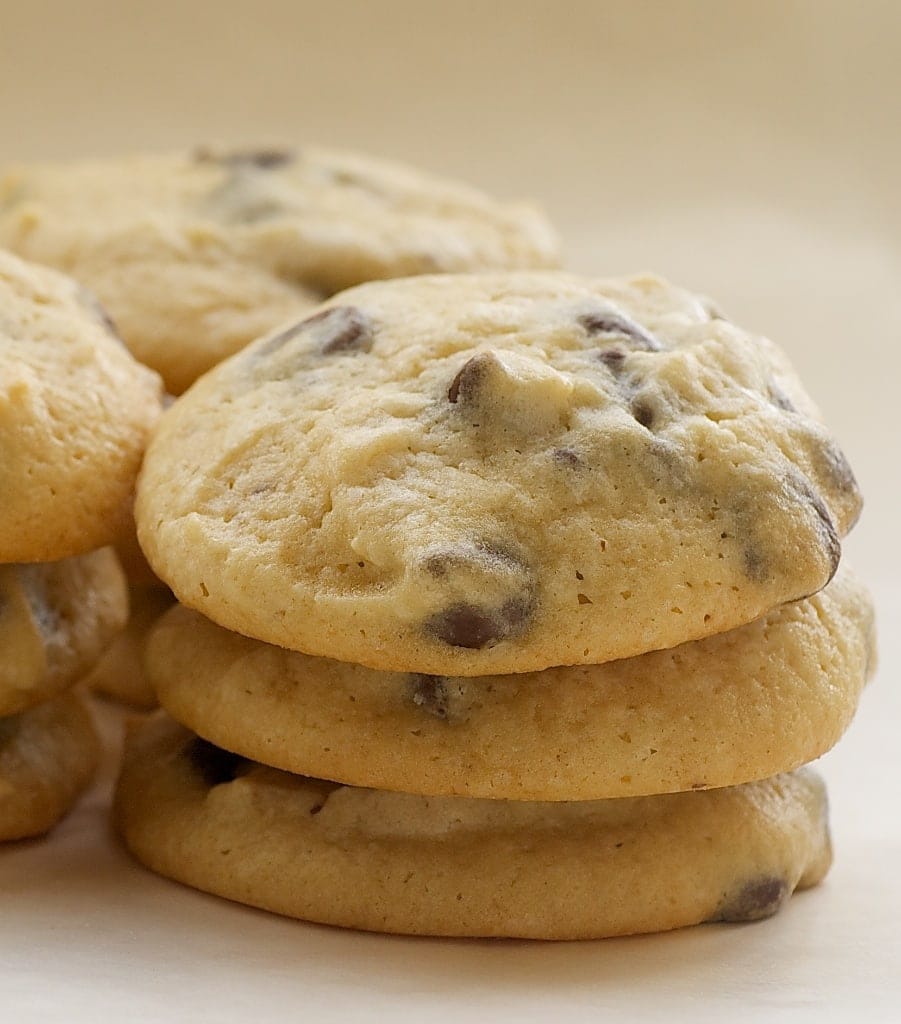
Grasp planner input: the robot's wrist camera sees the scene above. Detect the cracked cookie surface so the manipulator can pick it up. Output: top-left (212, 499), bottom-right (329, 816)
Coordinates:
top-left (136, 272), bottom-right (862, 675)
top-left (115, 714), bottom-right (832, 938)
top-left (0, 148), bottom-right (559, 393)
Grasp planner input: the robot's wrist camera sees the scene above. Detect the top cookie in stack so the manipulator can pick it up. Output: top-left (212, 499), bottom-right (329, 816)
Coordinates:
top-left (136, 272), bottom-right (860, 676)
top-left (0, 148), bottom-right (560, 394)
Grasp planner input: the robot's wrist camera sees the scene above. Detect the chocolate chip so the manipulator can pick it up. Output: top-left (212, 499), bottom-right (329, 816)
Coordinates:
top-left (809, 491), bottom-right (841, 583)
top-left (711, 877), bottom-right (789, 923)
top-left (578, 310), bottom-right (661, 351)
top-left (410, 675), bottom-right (450, 719)
top-left (315, 306), bottom-right (373, 355)
top-left (185, 737), bottom-right (246, 788)
top-left (256, 306), bottom-right (373, 359)
top-left (552, 447), bottom-right (582, 467)
top-left (426, 596), bottom-right (532, 649)
top-left (789, 474), bottom-right (841, 584)
top-left (77, 286), bottom-right (126, 347)
top-left (630, 397), bottom-right (655, 429)
top-left (195, 146), bottom-right (295, 170)
top-left (447, 353), bottom-right (493, 404)
top-left (421, 541), bottom-right (522, 579)
top-left (598, 347), bottom-right (628, 371)
top-left (767, 379), bottom-right (797, 413)
top-left (743, 546), bottom-right (769, 583)
top-left (816, 440), bottom-right (859, 498)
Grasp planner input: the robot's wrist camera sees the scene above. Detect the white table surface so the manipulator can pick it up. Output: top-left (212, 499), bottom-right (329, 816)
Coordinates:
top-left (2, 2), bottom-right (899, 1019)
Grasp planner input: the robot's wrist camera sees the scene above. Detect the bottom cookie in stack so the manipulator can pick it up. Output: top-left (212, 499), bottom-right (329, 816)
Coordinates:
top-left (117, 716), bottom-right (831, 939)
top-left (114, 568), bottom-right (875, 938)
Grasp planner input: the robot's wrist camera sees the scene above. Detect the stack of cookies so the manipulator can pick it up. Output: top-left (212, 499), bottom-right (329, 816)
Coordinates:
top-left (118, 271), bottom-right (874, 938)
top-left (0, 251), bottom-right (162, 841)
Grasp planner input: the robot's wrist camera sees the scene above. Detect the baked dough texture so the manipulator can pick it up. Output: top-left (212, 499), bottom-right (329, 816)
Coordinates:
top-left (0, 250), bottom-right (163, 562)
top-left (0, 148), bottom-right (560, 393)
top-left (1, 693), bottom-right (99, 841)
top-left (115, 714), bottom-right (832, 939)
top-left (137, 272), bottom-right (861, 675)
top-left (146, 567), bottom-right (874, 800)
top-left (0, 549), bottom-right (128, 715)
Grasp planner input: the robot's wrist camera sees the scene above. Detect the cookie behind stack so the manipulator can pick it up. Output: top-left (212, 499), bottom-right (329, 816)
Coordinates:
top-left (0, 147), bottom-right (560, 394)
top-left (120, 271), bottom-right (873, 937)
top-left (0, 251), bottom-right (163, 840)
top-left (2, 146), bottom-right (562, 708)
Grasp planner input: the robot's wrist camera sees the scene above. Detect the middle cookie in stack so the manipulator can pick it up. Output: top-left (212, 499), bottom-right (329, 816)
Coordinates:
top-left (121, 271), bottom-right (871, 938)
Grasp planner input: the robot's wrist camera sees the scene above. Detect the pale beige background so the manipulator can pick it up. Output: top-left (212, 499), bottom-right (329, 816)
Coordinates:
top-left (1, 3), bottom-right (899, 1021)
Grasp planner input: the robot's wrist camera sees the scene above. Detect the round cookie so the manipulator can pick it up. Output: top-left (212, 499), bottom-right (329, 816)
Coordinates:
top-left (1, 693), bottom-right (99, 841)
top-left (0, 550), bottom-right (129, 716)
top-left (137, 272), bottom-right (862, 675)
top-left (115, 715), bottom-right (832, 939)
top-left (0, 251), bottom-right (163, 562)
top-left (87, 585), bottom-right (174, 708)
top-left (0, 148), bottom-right (560, 394)
top-left (148, 567), bottom-right (874, 800)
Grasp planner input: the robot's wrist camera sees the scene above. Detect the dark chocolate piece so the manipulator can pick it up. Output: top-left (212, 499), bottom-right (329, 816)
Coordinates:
top-left (578, 310), bottom-right (661, 351)
top-left (410, 675), bottom-right (450, 719)
top-left (712, 876), bottom-right (789, 923)
top-left (426, 596), bottom-right (532, 649)
top-left (185, 737), bottom-right (245, 788)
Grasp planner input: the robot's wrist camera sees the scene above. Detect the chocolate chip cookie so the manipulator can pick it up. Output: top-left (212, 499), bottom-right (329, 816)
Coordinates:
top-left (137, 272), bottom-right (861, 675)
top-left (115, 714), bottom-right (832, 938)
top-left (0, 251), bottom-right (163, 562)
top-left (0, 148), bottom-right (560, 393)
top-left (145, 567), bottom-right (874, 799)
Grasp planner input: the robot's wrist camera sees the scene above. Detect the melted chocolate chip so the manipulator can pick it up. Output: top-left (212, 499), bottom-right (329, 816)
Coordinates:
top-left (421, 541), bottom-right (521, 579)
top-left (77, 286), bottom-right (126, 347)
top-left (816, 440), bottom-right (859, 498)
top-left (578, 311), bottom-right (661, 351)
top-left (809, 491), bottom-right (842, 583)
top-left (552, 447), bottom-right (582, 467)
top-left (711, 876), bottom-right (789, 923)
top-left (185, 737), bottom-right (246, 788)
top-left (410, 675), bottom-right (450, 719)
top-left (630, 397), bottom-right (655, 429)
top-left (743, 546), bottom-right (769, 583)
top-left (598, 347), bottom-right (628, 371)
top-left (447, 353), bottom-right (492, 404)
top-left (426, 596), bottom-right (532, 649)
top-left (315, 306), bottom-right (373, 354)
top-left (195, 147), bottom-right (295, 170)
top-left (256, 306), bottom-right (373, 359)
top-left (767, 379), bottom-right (797, 413)
top-left (790, 474), bottom-right (841, 583)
